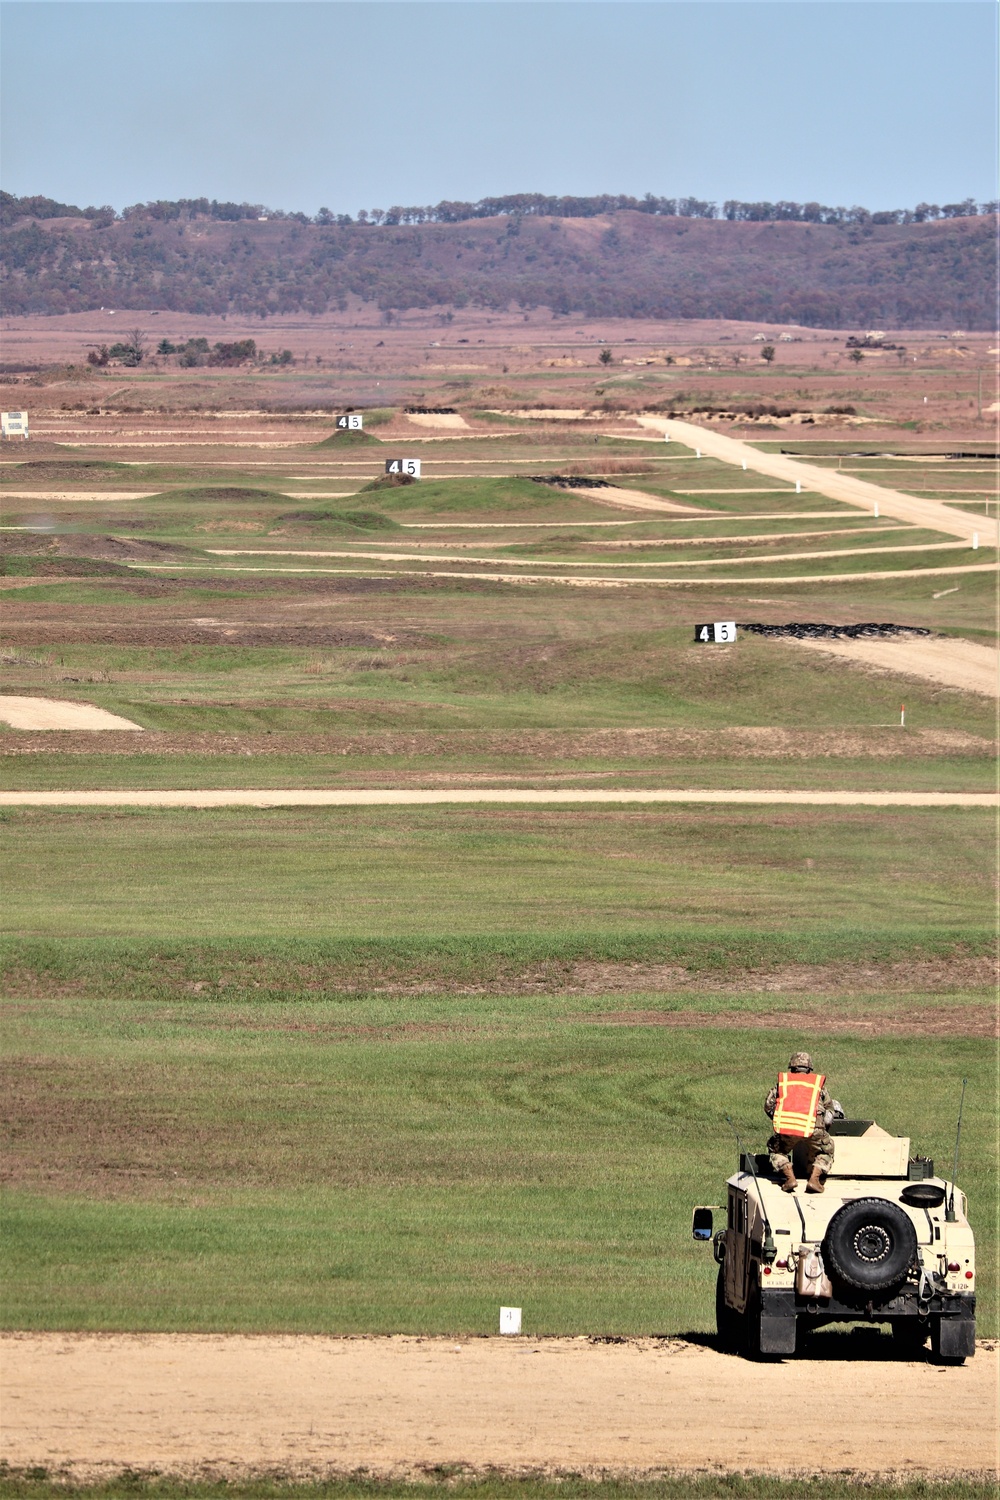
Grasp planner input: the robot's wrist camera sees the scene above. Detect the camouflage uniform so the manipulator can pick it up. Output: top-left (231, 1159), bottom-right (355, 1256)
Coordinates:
top-left (765, 1052), bottom-right (835, 1174)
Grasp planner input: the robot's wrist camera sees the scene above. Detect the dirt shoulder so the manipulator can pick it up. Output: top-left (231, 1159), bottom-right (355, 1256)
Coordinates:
top-left (2, 1333), bottom-right (996, 1480)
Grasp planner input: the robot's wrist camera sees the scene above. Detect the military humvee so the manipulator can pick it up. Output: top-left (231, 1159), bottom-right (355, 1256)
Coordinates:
top-left (692, 1120), bottom-right (976, 1361)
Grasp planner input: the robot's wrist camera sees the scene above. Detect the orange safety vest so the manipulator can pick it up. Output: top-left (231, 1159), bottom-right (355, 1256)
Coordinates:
top-left (772, 1072), bottom-right (825, 1138)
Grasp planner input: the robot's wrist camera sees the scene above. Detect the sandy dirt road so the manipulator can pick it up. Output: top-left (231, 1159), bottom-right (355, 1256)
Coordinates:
top-left (793, 635), bottom-right (998, 697)
top-left (135, 561), bottom-right (997, 588)
top-left (0, 696), bottom-right (143, 731)
top-left (636, 417), bottom-right (999, 546)
top-left (1, 789), bottom-right (994, 808)
top-left (2, 1334), bottom-right (996, 1480)
top-left (206, 540), bottom-right (974, 569)
top-left (1, 491), bottom-right (160, 502)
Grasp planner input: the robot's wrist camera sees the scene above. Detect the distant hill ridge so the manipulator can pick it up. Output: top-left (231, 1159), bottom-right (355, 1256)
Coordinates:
top-left (2, 191), bottom-right (996, 327)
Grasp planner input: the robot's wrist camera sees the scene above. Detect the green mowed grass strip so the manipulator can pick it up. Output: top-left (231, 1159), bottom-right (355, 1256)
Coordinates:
top-left (1, 805), bottom-right (991, 941)
top-left (2, 1478), bottom-right (996, 1500)
top-left (1, 1001), bottom-right (994, 1335)
top-left (1, 755), bottom-right (995, 794)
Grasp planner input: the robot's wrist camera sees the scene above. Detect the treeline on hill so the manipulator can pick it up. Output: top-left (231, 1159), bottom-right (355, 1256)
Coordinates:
top-left (2, 191), bottom-right (997, 327)
top-left (4, 190), bottom-right (994, 228)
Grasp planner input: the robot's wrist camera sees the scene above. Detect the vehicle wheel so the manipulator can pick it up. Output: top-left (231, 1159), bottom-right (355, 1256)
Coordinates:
top-left (823, 1197), bottom-right (917, 1293)
top-left (715, 1265), bottom-right (742, 1353)
top-left (891, 1320), bottom-right (929, 1357)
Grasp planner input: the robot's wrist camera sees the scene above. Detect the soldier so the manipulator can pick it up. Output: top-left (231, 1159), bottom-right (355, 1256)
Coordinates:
top-left (765, 1051), bottom-right (839, 1194)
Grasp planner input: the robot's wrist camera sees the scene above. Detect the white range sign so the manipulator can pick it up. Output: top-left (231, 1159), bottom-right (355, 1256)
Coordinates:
top-left (1, 411), bottom-right (29, 438)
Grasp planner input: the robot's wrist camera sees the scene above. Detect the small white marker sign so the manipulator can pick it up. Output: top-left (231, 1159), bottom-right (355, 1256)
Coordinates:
top-left (499, 1306), bottom-right (522, 1335)
top-left (386, 458), bottom-right (421, 479)
top-left (1, 411), bottom-right (29, 438)
top-left (336, 413), bottom-right (364, 430)
top-left (694, 622), bottom-right (737, 644)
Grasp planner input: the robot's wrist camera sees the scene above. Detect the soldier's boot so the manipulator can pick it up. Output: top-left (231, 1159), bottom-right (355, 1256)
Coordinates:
top-left (806, 1165), bottom-right (826, 1194)
top-left (779, 1164), bottom-right (798, 1193)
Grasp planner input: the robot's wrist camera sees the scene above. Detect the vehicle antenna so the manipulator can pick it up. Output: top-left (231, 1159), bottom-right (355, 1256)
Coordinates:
top-left (946, 1078), bottom-right (968, 1223)
top-left (724, 1114), bottom-right (776, 1263)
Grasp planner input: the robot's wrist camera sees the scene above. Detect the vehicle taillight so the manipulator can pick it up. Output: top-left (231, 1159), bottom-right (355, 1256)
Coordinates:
top-left (775, 1259), bottom-right (788, 1269)
top-left (762, 1265), bottom-right (772, 1275)
top-left (965, 1270), bottom-right (974, 1279)
top-left (947, 1262), bottom-right (961, 1272)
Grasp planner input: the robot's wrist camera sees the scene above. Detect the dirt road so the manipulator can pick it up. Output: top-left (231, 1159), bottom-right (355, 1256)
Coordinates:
top-left (2, 1334), bottom-right (995, 1480)
top-left (135, 562), bottom-right (996, 587)
top-left (0, 696), bottom-right (143, 731)
top-left (636, 417), bottom-right (999, 546)
top-left (207, 540), bottom-right (975, 570)
top-left (0, 789), bottom-right (994, 808)
top-left (793, 635), bottom-right (998, 697)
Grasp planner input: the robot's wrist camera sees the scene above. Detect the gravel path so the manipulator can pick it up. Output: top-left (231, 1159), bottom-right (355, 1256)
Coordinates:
top-left (2, 1333), bottom-right (995, 1480)
top-left (636, 417), bottom-right (999, 546)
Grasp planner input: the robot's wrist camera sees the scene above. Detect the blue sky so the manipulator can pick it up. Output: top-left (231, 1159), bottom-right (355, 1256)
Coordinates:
top-left (1, 3), bottom-right (994, 214)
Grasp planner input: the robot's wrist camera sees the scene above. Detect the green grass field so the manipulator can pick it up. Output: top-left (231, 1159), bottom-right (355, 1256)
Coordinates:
top-left (2, 805), bottom-right (992, 942)
top-left (2, 409), bottom-right (997, 1396)
top-left (2, 990), bottom-right (994, 1336)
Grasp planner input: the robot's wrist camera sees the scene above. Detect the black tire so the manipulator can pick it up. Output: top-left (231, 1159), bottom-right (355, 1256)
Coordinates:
top-left (823, 1197), bottom-right (917, 1292)
top-left (715, 1266), bottom-right (742, 1353)
top-left (900, 1183), bottom-right (946, 1209)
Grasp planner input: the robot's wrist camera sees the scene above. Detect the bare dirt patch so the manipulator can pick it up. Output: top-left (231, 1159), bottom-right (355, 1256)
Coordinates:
top-left (571, 484), bottom-right (701, 514)
top-left (567, 954), bottom-right (997, 997)
top-left (581, 1005), bottom-right (997, 1039)
top-left (2, 1333), bottom-right (996, 1480)
top-left (792, 635), bottom-right (998, 697)
top-left (0, 697), bottom-right (143, 731)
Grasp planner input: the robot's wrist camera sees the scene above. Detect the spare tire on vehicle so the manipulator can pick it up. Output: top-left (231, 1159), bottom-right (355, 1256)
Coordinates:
top-left (823, 1197), bottom-right (917, 1292)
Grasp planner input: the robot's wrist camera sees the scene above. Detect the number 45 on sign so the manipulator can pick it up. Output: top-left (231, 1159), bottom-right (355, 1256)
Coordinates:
top-left (694, 622), bottom-right (737, 644)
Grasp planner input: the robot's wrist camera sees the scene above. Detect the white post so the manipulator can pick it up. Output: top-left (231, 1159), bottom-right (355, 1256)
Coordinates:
top-left (973, 532), bottom-right (979, 549)
top-left (874, 503), bottom-right (879, 518)
top-left (664, 432), bottom-right (670, 443)
top-left (900, 704), bottom-right (905, 728)
top-left (795, 480), bottom-right (801, 494)
top-left (696, 448), bottom-right (701, 459)
top-left (742, 460), bottom-right (747, 471)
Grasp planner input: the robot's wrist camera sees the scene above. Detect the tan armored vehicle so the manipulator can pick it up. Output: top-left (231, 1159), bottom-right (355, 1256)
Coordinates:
top-left (693, 1119), bottom-right (976, 1361)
